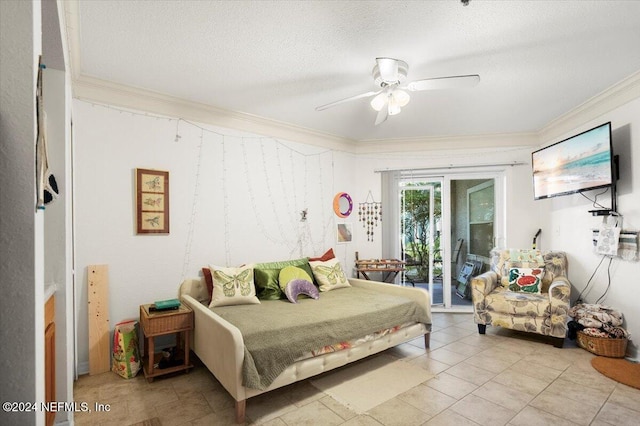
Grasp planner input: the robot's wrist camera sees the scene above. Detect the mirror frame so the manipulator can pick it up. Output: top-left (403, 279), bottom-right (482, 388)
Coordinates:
top-left (333, 192), bottom-right (353, 218)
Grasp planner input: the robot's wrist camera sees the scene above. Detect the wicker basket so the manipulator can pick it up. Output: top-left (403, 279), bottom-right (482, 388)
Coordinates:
top-left (576, 331), bottom-right (628, 358)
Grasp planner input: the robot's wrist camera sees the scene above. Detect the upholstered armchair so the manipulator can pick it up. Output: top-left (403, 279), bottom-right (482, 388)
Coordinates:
top-left (471, 249), bottom-right (571, 348)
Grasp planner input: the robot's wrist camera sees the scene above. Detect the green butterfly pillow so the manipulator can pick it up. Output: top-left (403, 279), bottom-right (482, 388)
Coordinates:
top-left (309, 257), bottom-right (351, 292)
top-left (209, 264), bottom-right (261, 307)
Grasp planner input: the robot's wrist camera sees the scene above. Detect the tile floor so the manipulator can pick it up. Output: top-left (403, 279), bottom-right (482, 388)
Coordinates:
top-left (74, 313), bottom-right (640, 425)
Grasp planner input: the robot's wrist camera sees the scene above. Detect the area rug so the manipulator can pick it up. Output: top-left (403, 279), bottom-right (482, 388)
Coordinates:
top-left (310, 354), bottom-right (433, 413)
top-left (591, 357), bottom-right (640, 389)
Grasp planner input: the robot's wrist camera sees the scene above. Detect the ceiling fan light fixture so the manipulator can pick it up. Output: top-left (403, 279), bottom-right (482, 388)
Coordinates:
top-left (391, 89), bottom-right (410, 107)
top-left (370, 92), bottom-right (388, 111)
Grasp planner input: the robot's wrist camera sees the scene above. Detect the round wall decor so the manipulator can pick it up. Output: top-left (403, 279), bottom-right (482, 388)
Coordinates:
top-left (333, 192), bottom-right (353, 218)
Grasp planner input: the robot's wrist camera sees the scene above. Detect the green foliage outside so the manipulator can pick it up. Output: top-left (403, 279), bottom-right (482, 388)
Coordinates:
top-left (402, 183), bottom-right (442, 281)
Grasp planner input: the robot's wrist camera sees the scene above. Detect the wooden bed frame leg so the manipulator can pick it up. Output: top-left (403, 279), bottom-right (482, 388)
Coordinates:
top-left (235, 399), bottom-right (246, 424)
top-left (424, 333), bottom-right (430, 349)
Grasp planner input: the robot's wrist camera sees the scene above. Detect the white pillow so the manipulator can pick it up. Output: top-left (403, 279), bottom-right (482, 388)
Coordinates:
top-left (309, 257), bottom-right (350, 292)
top-left (208, 264), bottom-right (260, 307)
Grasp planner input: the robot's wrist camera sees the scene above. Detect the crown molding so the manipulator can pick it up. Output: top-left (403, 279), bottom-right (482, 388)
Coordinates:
top-left (73, 75), bottom-right (357, 152)
top-left (355, 132), bottom-right (539, 154)
top-left (539, 70), bottom-right (640, 143)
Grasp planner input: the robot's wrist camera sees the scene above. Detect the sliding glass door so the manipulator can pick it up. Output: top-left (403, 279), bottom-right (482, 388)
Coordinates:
top-left (390, 171), bottom-right (504, 311)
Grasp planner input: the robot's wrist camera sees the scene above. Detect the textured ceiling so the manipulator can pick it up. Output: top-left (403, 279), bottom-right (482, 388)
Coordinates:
top-left (74, 0), bottom-right (640, 141)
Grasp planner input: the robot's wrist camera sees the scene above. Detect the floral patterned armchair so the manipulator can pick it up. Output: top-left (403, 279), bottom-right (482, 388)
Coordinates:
top-left (471, 249), bottom-right (571, 348)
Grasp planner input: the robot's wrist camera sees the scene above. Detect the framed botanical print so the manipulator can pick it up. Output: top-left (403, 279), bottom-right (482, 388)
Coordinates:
top-left (136, 168), bottom-right (169, 234)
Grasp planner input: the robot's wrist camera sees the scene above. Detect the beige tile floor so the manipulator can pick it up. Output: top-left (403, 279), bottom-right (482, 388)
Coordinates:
top-left (74, 313), bottom-right (640, 426)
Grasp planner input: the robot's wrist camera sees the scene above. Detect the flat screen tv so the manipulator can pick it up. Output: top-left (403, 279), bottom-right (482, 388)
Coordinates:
top-left (532, 122), bottom-right (613, 200)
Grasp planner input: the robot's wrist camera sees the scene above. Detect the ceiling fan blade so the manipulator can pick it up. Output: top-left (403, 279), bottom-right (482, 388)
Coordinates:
top-left (376, 57), bottom-right (399, 83)
top-left (374, 102), bottom-right (389, 126)
top-left (406, 74), bottom-right (480, 92)
top-left (315, 90), bottom-right (382, 111)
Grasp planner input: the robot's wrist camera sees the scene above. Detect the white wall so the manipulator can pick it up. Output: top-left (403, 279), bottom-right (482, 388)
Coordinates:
top-left (541, 97), bottom-right (640, 360)
top-left (73, 101), bottom-right (356, 370)
top-left (0, 1), bottom-right (45, 425)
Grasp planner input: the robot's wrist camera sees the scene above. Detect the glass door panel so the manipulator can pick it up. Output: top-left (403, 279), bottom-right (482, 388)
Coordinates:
top-left (399, 180), bottom-right (442, 307)
top-left (450, 178), bottom-right (496, 308)
top-left (468, 181), bottom-right (495, 258)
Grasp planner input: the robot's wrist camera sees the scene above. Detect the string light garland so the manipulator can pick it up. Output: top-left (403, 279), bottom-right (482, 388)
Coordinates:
top-left (359, 191), bottom-right (382, 242)
top-left (81, 101), bottom-right (345, 270)
top-left (221, 136), bottom-right (233, 265)
top-left (180, 128), bottom-right (205, 280)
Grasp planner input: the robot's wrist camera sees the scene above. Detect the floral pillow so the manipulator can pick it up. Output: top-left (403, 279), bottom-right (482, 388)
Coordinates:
top-left (508, 267), bottom-right (544, 294)
top-left (209, 264), bottom-right (260, 307)
top-left (309, 257), bottom-right (350, 292)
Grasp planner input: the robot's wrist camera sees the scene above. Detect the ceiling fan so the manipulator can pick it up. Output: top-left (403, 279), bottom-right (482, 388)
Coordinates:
top-left (316, 57), bottom-right (480, 125)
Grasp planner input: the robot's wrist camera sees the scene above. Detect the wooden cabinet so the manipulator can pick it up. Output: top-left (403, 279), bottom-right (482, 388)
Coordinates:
top-left (45, 296), bottom-right (55, 426)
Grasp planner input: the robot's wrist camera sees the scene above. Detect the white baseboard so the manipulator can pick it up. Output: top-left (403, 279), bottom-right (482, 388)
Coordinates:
top-left (76, 361), bottom-right (89, 376)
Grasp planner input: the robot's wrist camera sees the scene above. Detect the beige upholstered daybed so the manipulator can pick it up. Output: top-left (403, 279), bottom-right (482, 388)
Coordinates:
top-left (180, 276), bottom-right (431, 423)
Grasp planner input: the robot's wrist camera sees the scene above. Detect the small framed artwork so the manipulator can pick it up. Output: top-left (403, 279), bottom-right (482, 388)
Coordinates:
top-left (336, 223), bottom-right (353, 244)
top-left (136, 168), bottom-right (169, 234)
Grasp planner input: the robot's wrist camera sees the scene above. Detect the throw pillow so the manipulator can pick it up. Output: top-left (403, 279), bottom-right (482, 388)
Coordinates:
top-left (508, 267), bottom-right (544, 293)
top-left (309, 257), bottom-right (350, 292)
top-left (308, 248), bottom-right (336, 262)
top-left (284, 279), bottom-right (319, 304)
top-left (254, 257), bottom-right (316, 298)
top-left (202, 267), bottom-right (214, 304)
top-left (209, 264), bottom-right (260, 307)
top-left (509, 249), bottom-right (543, 264)
top-left (253, 268), bottom-right (282, 300)
top-left (279, 266), bottom-right (318, 303)
top-left (278, 265), bottom-right (313, 291)
top-left (498, 249), bottom-right (544, 287)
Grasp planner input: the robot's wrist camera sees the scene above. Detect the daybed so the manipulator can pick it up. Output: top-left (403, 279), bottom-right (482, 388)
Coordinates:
top-left (179, 276), bottom-right (431, 424)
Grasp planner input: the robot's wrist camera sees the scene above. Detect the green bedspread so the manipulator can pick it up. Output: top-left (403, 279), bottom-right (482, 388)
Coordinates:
top-left (211, 286), bottom-right (431, 390)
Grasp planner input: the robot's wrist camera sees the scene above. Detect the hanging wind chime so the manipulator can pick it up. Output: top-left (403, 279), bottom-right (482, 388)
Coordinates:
top-left (358, 191), bottom-right (382, 242)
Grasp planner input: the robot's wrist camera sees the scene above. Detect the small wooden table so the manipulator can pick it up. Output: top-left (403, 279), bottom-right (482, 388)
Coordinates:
top-left (139, 303), bottom-right (194, 382)
top-left (355, 259), bottom-right (406, 283)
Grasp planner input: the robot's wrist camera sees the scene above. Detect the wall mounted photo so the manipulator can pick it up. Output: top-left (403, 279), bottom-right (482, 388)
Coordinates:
top-left (336, 223), bottom-right (353, 243)
top-left (135, 168), bottom-right (169, 234)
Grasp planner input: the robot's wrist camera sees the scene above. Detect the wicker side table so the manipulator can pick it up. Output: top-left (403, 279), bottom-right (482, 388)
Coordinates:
top-left (139, 303), bottom-right (194, 382)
